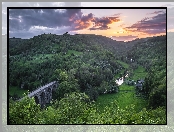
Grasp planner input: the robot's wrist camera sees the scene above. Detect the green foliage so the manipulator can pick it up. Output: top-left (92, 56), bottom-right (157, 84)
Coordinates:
top-left (132, 66), bottom-right (147, 80)
top-left (9, 86), bottom-right (28, 98)
top-left (96, 84), bottom-right (148, 113)
top-left (9, 33), bottom-right (166, 124)
top-left (123, 35), bottom-right (166, 109)
top-left (117, 60), bottom-right (129, 69)
top-left (96, 101), bottom-right (166, 124)
top-left (66, 50), bottom-right (82, 56)
top-left (98, 81), bottom-right (110, 95)
top-left (9, 96), bottom-right (42, 124)
top-left (55, 92), bottom-right (90, 124)
top-left (9, 34), bottom-right (124, 100)
top-left (143, 59), bottom-right (166, 109)
top-left (9, 92), bottom-right (166, 124)
top-left (55, 69), bottom-right (68, 82)
top-left (48, 92), bottom-right (99, 124)
top-left (54, 80), bottom-right (79, 100)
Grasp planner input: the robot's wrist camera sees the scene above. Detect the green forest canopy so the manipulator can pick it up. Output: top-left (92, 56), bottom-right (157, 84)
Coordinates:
top-left (9, 33), bottom-right (166, 124)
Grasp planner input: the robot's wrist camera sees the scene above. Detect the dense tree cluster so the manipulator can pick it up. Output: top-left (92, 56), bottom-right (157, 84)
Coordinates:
top-left (9, 92), bottom-right (166, 124)
top-left (9, 34), bottom-right (126, 101)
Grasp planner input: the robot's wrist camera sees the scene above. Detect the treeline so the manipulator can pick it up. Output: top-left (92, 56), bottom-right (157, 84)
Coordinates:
top-left (9, 34), bottom-right (132, 56)
top-left (9, 92), bottom-right (166, 124)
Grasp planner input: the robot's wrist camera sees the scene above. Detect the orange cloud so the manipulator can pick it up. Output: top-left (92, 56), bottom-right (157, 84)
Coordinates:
top-left (90, 16), bottom-right (120, 30)
top-left (69, 12), bottom-right (121, 31)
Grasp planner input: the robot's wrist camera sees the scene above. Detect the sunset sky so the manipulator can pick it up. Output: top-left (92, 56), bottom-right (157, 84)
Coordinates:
top-left (2, 2), bottom-right (171, 42)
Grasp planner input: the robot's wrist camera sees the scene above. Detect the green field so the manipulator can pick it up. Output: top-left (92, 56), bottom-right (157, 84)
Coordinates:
top-left (119, 84), bottom-right (134, 91)
top-left (132, 66), bottom-right (147, 80)
top-left (95, 84), bottom-right (148, 113)
top-left (67, 50), bottom-right (83, 56)
top-left (115, 60), bottom-right (129, 78)
top-left (117, 60), bottom-right (129, 69)
top-left (9, 86), bottom-right (28, 98)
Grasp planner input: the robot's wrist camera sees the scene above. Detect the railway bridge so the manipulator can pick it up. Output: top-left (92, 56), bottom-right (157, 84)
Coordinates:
top-left (19, 81), bottom-right (58, 108)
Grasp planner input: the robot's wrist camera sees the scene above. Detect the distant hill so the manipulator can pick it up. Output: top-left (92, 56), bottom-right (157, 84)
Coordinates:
top-left (9, 33), bottom-right (168, 56)
top-left (9, 33), bottom-right (135, 56)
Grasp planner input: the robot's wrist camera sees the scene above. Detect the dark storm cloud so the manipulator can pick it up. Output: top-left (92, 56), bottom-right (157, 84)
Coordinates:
top-left (89, 16), bottom-right (120, 30)
top-left (81, 13), bottom-right (93, 21)
top-left (3, 2), bottom-right (81, 38)
top-left (9, 9), bottom-right (82, 31)
top-left (4, 2), bottom-right (81, 36)
top-left (125, 11), bottom-right (166, 35)
top-left (70, 13), bottom-right (94, 30)
top-left (70, 12), bottom-right (120, 30)
top-left (9, 8), bottom-right (121, 35)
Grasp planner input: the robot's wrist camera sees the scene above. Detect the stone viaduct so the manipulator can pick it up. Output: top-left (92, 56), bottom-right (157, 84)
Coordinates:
top-left (19, 81), bottom-right (58, 108)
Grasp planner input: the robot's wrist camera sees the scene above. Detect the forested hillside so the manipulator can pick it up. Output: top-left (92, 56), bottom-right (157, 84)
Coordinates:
top-left (123, 35), bottom-right (166, 109)
top-left (9, 33), bottom-right (166, 124)
top-left (9, 33), bottom-right (132, 100)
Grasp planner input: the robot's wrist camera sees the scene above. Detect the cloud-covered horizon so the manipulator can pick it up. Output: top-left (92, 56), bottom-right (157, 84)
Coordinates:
top-left (125, 11), bottom-right (166, 35)
top-left (9, 9), bottom-right (121, 38)
top-left (9, 8), bottom-right (166, 40)
top-left (2, 2), bottom-right (170, 41)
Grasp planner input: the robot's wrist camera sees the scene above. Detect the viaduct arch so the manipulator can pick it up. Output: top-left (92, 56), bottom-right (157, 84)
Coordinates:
top-left (19, 81), bottom-right (58, 108)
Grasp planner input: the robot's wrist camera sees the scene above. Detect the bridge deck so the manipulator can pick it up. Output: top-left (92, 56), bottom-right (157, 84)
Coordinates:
top-left (28, 81), bottom-right (57, 97)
